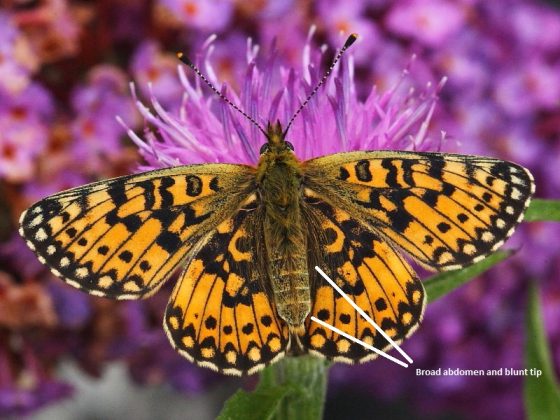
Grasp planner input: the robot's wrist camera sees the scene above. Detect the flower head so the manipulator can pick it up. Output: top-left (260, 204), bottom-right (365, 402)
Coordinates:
top-left (159, 0), bottom-right (234, 32)
top-left (0, 12), bottom-right (38, 95)
top-left (0, 83), bottom-right (52, 182)
top-left (124, 34), bottom-right (443, 170)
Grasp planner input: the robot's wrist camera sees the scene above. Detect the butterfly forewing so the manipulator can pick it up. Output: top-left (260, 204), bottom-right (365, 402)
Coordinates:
top-left (301, 196), bottom-right (425, 362)
top-left (164, 195), bottom-right (290, 375)
top-left (19, 164), bottom-right (255, 299)
top-left (303, 151), bottom-right (535, 271)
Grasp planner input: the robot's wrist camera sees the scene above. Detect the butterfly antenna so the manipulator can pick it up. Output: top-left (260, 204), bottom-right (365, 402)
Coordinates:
top-left (282, 33), bottom-right (358, 137)
top-left (177, 52), bottom-right (268, 137)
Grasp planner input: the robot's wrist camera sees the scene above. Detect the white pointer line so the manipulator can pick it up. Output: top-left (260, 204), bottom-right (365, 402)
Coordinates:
top-left (314, 266), bottom-right (413, 365)
top-left (310, 316), bottom-right (408, 368)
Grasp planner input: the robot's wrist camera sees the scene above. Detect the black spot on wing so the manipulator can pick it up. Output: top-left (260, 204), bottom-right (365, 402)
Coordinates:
top-left (139, 260), bottom-right (151, 272)
top-left (437, 222), bottom-right (451, 233)
top-left (156, 231), bottom-right (182, 253)
top-left (422, 189), bottom-right (439, 206)
top-left (490, 161), bottom-right (513, 181)
top-left (317, 309), bottom-right (330, 321)
top-left (108, 183), bottom-right (127, 206)
top-left (242, 323), bottom-right (254, 335)
top-left (152, 208), bottom-right (176, 228)
top-left (61, 211), bottom-right (70, 223)
top-left (355, 160), bottom-right (372, 182)
top-left (374, 298), bottom-right (387, 311)
top-left (428, 155), bottom-right (445, 179)
top-left (338, 167), bottom-right (350, 180)
top-left (118, 250), bottom-right (133, 263)
top-left (339, 313), bottom-right (351, 324)
top-left (381, 159), bottom-right (399, 187)
top-left (105, 210), bottom-right (143, 233)
top-left (159, 177), bottom-right (175, 207)
top-left (138, 180), bottom-right (155, 209)
top-left (401, 159), bottom-right (417, 186)
top-left (186, 175), bottom-right (203, 197)
top-left (205, 316), bottom-right (217, 329)
top-left (442, 183), bottom-right (455, 196)
top-left (388, 207), bottom-right (413, 233)
top-left (209, 177), bottom-right (220, 192)
top-left (122, 215), bottom-right (142, 232)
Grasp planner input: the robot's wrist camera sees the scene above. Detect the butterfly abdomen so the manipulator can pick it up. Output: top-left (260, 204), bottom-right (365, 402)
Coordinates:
top-left (258, 151), bottom-right (311, 329)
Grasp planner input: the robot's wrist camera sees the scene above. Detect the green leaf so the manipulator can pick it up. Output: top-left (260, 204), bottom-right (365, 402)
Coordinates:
top-left (525, 199), bottom-right (560, 222)
top-left (217, 384), bottom-right (297, 420)
top-left (424, 250), bottom-right (511, 303)
top-left (524, 283), bottom-right (560, 419)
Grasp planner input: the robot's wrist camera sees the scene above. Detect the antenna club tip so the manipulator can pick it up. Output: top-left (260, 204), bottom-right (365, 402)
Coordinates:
top-left (176, 51), bottom-right (192, 66)
top-left (345, 33), bottom-right (359, 48)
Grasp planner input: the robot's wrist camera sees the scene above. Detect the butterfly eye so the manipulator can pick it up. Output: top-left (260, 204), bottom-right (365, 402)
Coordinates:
top-left (285, 141), bottom-right (294, 151)
top-left (259, 143), bottom-right (270, 155)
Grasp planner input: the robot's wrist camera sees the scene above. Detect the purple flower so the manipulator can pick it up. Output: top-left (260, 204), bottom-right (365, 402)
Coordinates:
top-left (122, 34), bottom-right (443, 170)
top-left (239, 0), bottom-right (295, 20)
top-left (0, 12), bottom-right (38, 95)
top-left (0, 271), bottom-right (74, 417)
top-left (8, 0), bottom-right (80, 63)
top-left (497, 1), bottom-right (560, 52)
top-left (158, 0), bottom-right (233, 32)
top-left (317, 0), bottom-right (381, 64)
top-left (0, 83), bottom-right (52, 182)
top-left (130, 41), bottom-right (184, 108)
top-left (69, 65), bottom-right (140, 173)
top-left (385, 0), bottom-right (465, 47)
top-left (494, 59), bottom-right (560, 117)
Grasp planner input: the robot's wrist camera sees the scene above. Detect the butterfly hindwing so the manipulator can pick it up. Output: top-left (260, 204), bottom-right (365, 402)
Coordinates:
top-left (301, 195), bottom-right (425, 362)
top-left (164, 195), bottom-right (290, 375)
top-left (19, 164), bottom-right (255, 299)
top-left (304, 151), bottom-right (534, 270)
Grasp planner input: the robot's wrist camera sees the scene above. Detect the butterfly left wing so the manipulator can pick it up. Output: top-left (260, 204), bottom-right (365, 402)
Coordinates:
top-left (164, 195), bottom-right (290, 376)
top-left (300, 196), bottom-right (425, 362)
top-left (304, 151), bottom-right (534, 271)
top-left (19, 164), bottom-right (255, 299)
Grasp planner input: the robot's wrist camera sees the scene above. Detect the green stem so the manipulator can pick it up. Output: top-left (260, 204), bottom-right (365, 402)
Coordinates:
top-left (260, 356), bottom-right (330, 420)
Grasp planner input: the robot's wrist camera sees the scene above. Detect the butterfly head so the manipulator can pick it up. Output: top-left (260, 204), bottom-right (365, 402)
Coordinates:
top-left (259, 121), bottom-right (295, 155)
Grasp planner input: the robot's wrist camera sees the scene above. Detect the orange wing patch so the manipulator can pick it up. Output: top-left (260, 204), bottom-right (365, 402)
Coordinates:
top-left (301, 197), bottom-right (425, 363)
top-left (304, 151), bottom-right (534, 270)
top-left (164, 200), bottom-right (290, 376)
top-left (19, 164), bottom-right (254, 299)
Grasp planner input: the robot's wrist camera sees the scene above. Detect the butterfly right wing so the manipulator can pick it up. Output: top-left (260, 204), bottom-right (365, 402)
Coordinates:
top-left (164, 195), bottom-right (290, 375)
top-left (19, 164), bottom-right (255, 299)
top-left (301, 194), bottom-right (425, 363)
top-left (304, 151), bottom-right (534, 271)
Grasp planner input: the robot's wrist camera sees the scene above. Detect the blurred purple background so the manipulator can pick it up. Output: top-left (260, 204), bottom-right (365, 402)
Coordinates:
top-left (0, 1), bottom-right (559, 419)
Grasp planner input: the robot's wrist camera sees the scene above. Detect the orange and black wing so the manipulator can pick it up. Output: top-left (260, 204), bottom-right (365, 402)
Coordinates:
top-left (164, 195), bottom-right (290, 375)
top-left (304, 151), bottom-right (534, 270)
top-left (19, 164), bottom-right (254, 299)
top-left (300, 196), bottom-right (425, 362)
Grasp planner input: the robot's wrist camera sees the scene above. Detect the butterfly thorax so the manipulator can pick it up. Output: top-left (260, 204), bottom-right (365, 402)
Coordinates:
top-left (256, 123), bottom-right (310, 331)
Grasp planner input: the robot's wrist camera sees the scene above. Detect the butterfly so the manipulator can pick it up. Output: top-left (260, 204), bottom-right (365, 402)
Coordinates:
top-left (18, 35), bottom-right (535, 376)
